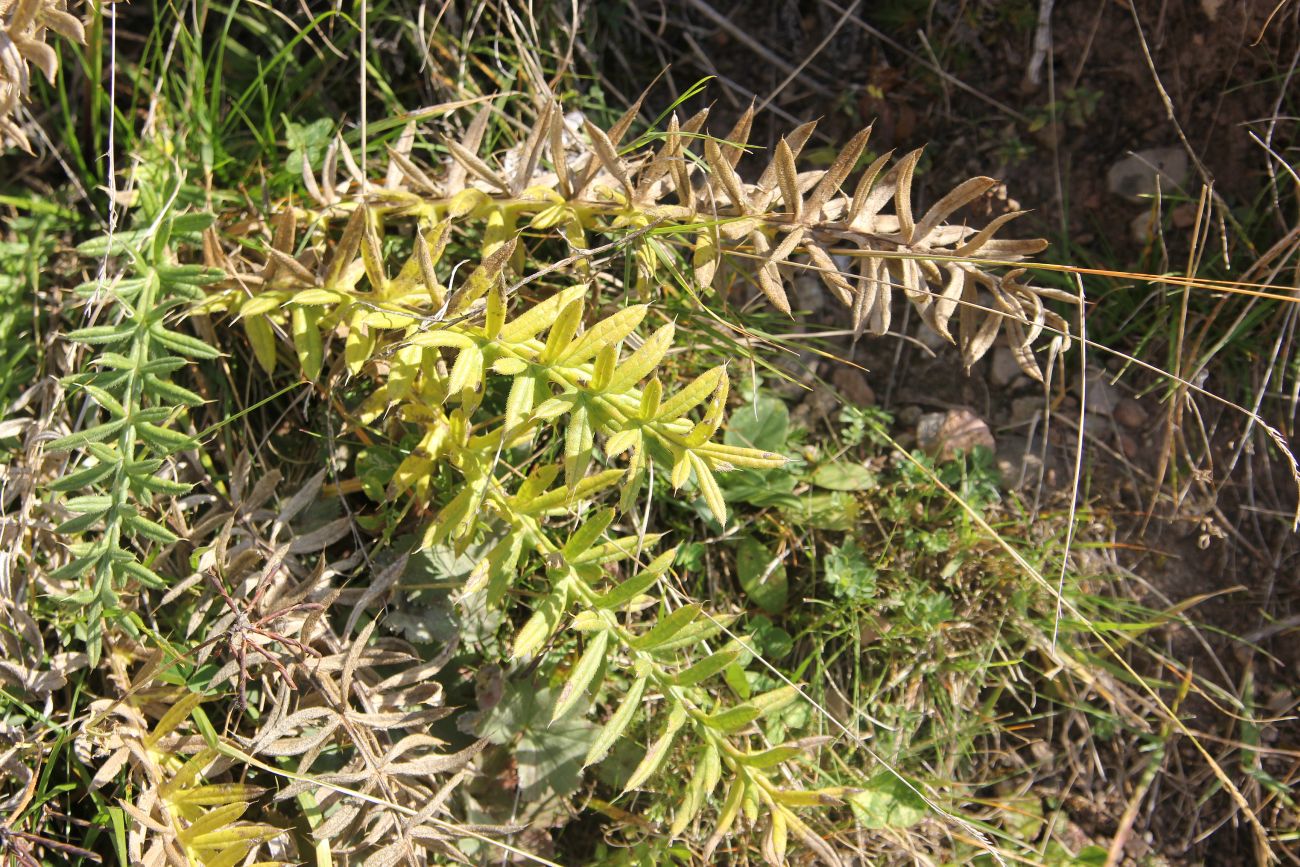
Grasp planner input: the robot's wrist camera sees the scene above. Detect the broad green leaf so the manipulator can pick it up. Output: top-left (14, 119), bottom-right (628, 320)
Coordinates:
top-left (724, 395), bottom-right (789, 452)
top-left (701, 703), bottom-right (759, 733)
top-left (583, 675), bottom-right (646, 768)
top-left (45, 419), bottom-right (127, 452)
top-left (735, 536), bottom-right (788, 614)
top-left (137, 423), bottom-right (197, 453)
top-left (556, 305), bottom-right (647, 366)
top-left (671, 645), bottom-right (742, 687)
top-left (512, 587), bottom-right (567, 659)
top-left (517, 693), bottom-right (598, 801)
top-left (594, 548), bottom-right (676, 610)
top-left (244, 314), bottom-right (278, 373)
top-left (810, 461), bottom-right (875, 491)
top-left (552, 630), bottom-right (610, 722)
top-left (65, 324), bottom-right (132, 345)
top-left (499, 284), bottom-right (586, 344)
top-left (48, 461), bottom-right (118, 492)
top-left (151, 324), bottom-right (222, 359)
top-left (689, 451), bottom-right (727, 526)
top-left (846, 773), bottom-right (928, 830)
top-left (562, 508), bottom-right (616, 561)
top-left (624, 702), bottom-right (687, 791)
top-left (629, 603), bottom-right (701, 651)
top-left (657, 366), bottom-right (725, 421)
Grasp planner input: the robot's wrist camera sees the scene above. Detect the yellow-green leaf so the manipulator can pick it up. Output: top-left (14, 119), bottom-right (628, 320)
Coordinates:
top-left (583, 675), bottom-right (647, 768)
top-left (552, 630), bottom-right (609, 722)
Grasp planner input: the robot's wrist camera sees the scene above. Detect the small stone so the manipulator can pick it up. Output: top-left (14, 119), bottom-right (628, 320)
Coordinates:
top-left (917, 326), bottom-right (949, 353)
top-left (916, 412), bottom-right (946, 452)
top-left (995, 435), bottom-right (1044, 489)
top-left (1171, 202), bottom-right (1198, 229)
top-left (916, 408), bottom-right (995, 461)
top-left (832, 367), bottom-right (876, 407)
top-left (1114, 397), bottom-right (1149, 428)
top-left (1107, 147), bottom-right (1190, 202)
top-left (989, 346), bottom-right (1022, 388)
top-left (1083, 368), bottom-right (1119, 415)
top-left (898, 405), bottom-right (922, 426)
top-left (792, 272), bottom-right (830, 318)
top-left (1119, 433), bottom-right (1139, 460)
top-left (1010, 395), bottom-right (1044, 425)
top-left (797, 385), bottom-right (840, 422)
top-left (1131, 210), bottom-right (1159, 244)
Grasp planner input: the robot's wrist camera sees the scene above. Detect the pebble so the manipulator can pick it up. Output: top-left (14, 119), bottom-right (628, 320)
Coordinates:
top-left (916, 408), bottom-right (996, 461)
top-left (995, 435), bottom-right (1044, 489)
top-left (1131, 210), bottom-right (1159, 244)
top-left (1010, 395), bottom-right (1044, 425)
top-left (1114, 397), bottom-right (1149, 428)
top-left (916, 326), bottom-right (950, 353)
top-left (1083, 368), bottom-right (1119, 415)
top-left (989, 346), bottom-right (1022, 388)
top-left (832, 367), bottom-right (876, 407)
top-left (1107, 147), bottom-right (1190, 202)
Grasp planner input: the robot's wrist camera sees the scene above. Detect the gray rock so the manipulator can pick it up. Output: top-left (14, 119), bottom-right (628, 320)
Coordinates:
top-left (917, 326), bottom-right (950, 353)
top-left (1131, 210), bottom-right (1159, 244)
top-left (1010, 395), bottom-right (1044, 425)
top-left (832, 367), bottom-right (876, 407)
top-left (916, 408), bottom-right (995, 461)
top-left (1083, 368), bottom-right (1119, 415)
top-left (1114, 397), bottom-right (1149, 428)
top-left (989, 346), bottom-right (1023, 388)
top-left (995, 435), bottom-right (1044, 489)
top-left (1107, 147), bottom-right (1189, 202)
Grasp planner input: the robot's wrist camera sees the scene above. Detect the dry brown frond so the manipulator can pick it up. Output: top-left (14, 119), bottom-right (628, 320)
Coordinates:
top-left (0, 0), bottom-right (84, 152)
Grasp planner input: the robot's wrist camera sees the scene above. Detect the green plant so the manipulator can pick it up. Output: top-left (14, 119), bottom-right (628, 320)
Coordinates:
top-left (41, 161), bottom-right (224, 663)
top-left (185, 92), bottom-right (1070, 859)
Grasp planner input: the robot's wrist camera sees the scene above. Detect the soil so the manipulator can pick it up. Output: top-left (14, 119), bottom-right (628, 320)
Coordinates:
top-left (590, 1), bottom-right (1300, 863)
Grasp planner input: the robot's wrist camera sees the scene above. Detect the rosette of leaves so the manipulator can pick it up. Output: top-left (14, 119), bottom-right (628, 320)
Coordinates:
top-left (281, 93), bottom-right (1073, 379)
top-left (0, 0), bottom-right (85, 152)
top-left (43, 205), bottom-right (223, 663)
